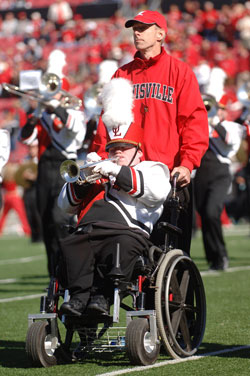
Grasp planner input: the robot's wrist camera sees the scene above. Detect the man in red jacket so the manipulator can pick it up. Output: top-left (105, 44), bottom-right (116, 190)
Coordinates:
top-left (91, 10), bottom-right (209, 254)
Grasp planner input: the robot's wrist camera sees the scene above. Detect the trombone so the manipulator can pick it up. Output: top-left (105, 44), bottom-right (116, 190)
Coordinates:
top-left (60, 157), bottom-right (117, 185)
top-left (2, 72), bottom-right (82, 110)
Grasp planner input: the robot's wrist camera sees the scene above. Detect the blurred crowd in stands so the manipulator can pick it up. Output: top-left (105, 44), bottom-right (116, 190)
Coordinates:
top-left (0, 0), bottom-right (250, 237)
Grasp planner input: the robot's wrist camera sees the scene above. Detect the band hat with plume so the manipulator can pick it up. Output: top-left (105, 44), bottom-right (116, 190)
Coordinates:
top-left (98, 60), bottom-right (118, 86)
top-left (46, 49), bottom-right (70, 91)
top-left (99, 78), bottom-right (143, 150)
top-left (47, 49), bottom-right (66, 78)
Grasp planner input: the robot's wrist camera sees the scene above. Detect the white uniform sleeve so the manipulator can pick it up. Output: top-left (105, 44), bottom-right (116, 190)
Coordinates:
top-left (0, 130), bottom-right (10, 181)
top-left (57, 182), bottom-right (80, 215)
top-left (135, 162), bottom-right (171, 207)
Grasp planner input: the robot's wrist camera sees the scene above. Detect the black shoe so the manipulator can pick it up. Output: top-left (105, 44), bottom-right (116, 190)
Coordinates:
top-left (72, 341), bottom-right (89, 360)
top-left (87, 295), bottom-right (109, 315)
top-left (60, 298), bottom-right (85, 316)
top-left (209, 257), bottom-right (229, 271)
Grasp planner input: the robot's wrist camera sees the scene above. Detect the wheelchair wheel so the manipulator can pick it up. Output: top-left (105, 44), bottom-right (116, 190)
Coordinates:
top-left (26, 320), bottom-right (60, 367)
top-left (155, 249), bottom-right (206, 359)
top-left (126, 318), bottom-right (160, 366)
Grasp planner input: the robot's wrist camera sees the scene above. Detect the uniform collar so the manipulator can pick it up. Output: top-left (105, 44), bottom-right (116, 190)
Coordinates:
top-left (134, 47), bottom-right (166, 67)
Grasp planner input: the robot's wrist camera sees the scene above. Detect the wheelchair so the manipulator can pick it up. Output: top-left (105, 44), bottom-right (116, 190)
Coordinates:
top-left (25, 175), bottom-right (206, 367)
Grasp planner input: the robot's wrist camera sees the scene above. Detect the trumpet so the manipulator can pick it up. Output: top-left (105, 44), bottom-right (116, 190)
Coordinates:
top-left (2, 72), bottom-right (82, 110)
top-left (202, 94), bottom-right (217, 118)
top-left (60, 157), bottom-right (117, 185)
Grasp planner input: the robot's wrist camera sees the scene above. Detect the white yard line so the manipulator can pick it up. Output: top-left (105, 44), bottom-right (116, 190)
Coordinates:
top-left (0, 255), bottom-right (44, 265)
top-left (96, 345), bottom-right (250, 376)
top-left (0, 278), bottom-right (18, 284)
top-left (0, 293), bottom-right (44, 303)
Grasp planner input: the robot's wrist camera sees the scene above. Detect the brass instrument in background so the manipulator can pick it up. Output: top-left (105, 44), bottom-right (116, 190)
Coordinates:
top-left (202, 94), bottom-right (218, 118)
top-left (60, 157), bottom-right (117, 185)
top-left (2, 72), bottom-right (82, 110)
top-left (14, 162), bottom-right (38, 189)
top-left (237, 81), bottom-right (250, 109)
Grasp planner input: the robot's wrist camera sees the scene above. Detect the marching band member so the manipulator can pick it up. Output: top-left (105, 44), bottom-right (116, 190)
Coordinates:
top-left (57, 78), bottom-right (171, 316)
top-left (19, 50), bottom-right (86, 277)
top-left (194, 94), bottom-right (243, 270)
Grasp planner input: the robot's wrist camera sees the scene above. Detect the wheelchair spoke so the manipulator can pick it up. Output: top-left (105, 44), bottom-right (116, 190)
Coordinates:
top-left (171, 308), bottom-right (182, 337)
top-left (179, 312), bottom-right (192, 352)
top-left (179, 269), bottom-right (190, 302)
top-left (155, 250), bottom-right (206, 359)
top-left (170, 270), bottom-right (182, 302)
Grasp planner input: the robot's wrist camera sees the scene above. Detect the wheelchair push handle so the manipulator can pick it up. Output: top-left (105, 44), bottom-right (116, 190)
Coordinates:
top-left (172, 172), bottom-right (180, 199)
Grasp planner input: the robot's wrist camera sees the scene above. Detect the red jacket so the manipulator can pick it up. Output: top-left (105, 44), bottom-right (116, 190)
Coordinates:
top-left (91, 48), bottom-right (209, 172)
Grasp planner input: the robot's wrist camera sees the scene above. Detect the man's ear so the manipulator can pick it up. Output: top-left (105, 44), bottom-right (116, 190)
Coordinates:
top-left (156, 29), bottom-right (165, 43)
top-left (138, 149), bottom-right (143, 159)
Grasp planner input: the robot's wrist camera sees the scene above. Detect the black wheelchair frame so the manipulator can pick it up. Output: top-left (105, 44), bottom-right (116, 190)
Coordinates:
top-left (25, 175), bottom-right (206, 367)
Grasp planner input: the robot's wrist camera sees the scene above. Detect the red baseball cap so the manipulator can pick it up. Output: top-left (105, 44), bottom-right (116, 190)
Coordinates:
top-left (125, 10), bottom-right (167, 33)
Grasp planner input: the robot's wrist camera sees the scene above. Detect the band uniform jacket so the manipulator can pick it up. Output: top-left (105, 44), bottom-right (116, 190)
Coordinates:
top-left (58, 160), bottom-right (171, 237)
top-left (19, 108), bottom-right (86, 160)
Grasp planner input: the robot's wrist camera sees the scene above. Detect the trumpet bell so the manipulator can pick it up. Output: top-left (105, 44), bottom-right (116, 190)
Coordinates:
top-left (237, 81), bottom-right (250, 108)
top-left (202, 94), bottom-right (217, 118)
top-left (39, 72), bottom-right (61, 99)
top-left (60, 160), bottom-right (80, 183)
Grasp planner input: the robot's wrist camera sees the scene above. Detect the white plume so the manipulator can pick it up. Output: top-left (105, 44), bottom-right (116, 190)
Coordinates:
top-left (98, 60), bottom-right (118, 86)
top-left (100, 78), bottom-right (134, 129)
top-left (47, 49), bottom-right (66, 78)
top-left (206, 67), bottom-right (227, 102)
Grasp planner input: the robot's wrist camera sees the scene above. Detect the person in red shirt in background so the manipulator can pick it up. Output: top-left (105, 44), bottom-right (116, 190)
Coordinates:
top-left (90, 10), bottom-right (209, 255)
top-left (0, 129), bottom-right (10, 211)
top-left (0, 162), bottom-right (31, 237)
top-left (201, 1), bottom-right (220, 41)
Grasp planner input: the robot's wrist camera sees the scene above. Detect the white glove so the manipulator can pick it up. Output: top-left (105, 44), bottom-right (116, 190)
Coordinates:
top-left (209, 115), bottom-right (220, 127)
top-left (86, 152), bottom-right (102, 163)
top-left (93, 160), bottom-right (121, 177)
top-left (47, 99), bottom-right (60, 109)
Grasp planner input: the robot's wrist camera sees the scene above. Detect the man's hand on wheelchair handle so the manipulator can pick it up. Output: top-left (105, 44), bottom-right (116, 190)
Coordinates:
top-left (93, 160), bottom-right (121, 177)
top-left (171, 166), bottom-right (191, 187)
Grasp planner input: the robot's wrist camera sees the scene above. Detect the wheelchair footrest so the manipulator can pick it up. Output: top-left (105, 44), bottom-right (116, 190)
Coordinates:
top-left (28, 312), bottom-right (57, 327)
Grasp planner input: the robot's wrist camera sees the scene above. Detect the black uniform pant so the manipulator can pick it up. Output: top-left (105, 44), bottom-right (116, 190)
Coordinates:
top-left (59, 227), bottom-right (150, 309)
top-left (37, 156), bottom-right (71, 277)
top-left (23, 184), bottom-right (43, 242)
top-left (194, 150), bottom-right (231, 267)
top-left (245, 159), bottom-right (250, 219)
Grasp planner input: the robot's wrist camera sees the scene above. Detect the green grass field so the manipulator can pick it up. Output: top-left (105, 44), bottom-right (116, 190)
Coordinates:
top-left (1, 225), bottom-right (250, 376)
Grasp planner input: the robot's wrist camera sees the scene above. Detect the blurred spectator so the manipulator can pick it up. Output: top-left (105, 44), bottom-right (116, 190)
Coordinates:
top-left (47, 0), bottom-right (73, 30)
top-left (201, 1), bottom-right (220, 42)
top-left (236, 2), bottom-right (250, 50)
top-left (1, 12), bottom-right (18, 36)
top-left (16, 11), bottom-right (31, 35)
